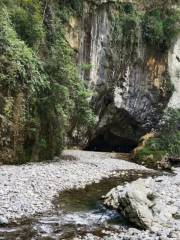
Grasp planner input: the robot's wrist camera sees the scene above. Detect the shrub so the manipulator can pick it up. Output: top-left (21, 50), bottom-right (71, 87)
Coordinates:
top-left (135, 108), bottom-right (180, 168)
top-left (46, 20), bottom-right (96, 146)
top-left (142, 8), bottom-right (180, 51)
top-left (158, 108), bottom-right (180, 156)
top-left (0, 8), bottom-right (48, 96)
top-left (111, 2), bottom-right (141, 73)
top-left (58, 0), bottom-right (83, 18)
top-left (112, 4), bottom-right (140, 41)
top-left (0, 8), bottom-right (49, 163)
top-left (123, 3), bottom-right (134, 14)
top-left (10, 0), bottom-right (44, 48)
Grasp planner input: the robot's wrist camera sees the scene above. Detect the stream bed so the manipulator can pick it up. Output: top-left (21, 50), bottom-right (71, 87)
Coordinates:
top-left (0, 170), bottom-right (162, 240)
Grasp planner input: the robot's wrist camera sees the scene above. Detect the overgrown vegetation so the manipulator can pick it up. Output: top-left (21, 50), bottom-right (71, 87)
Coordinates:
top-left (0, 8), bottom-right (49, 163)
top-left (0, 0), bottom-right (179, 164)
top-left (112, 2), bottom-right (180, 53)
top-left (142, 8), bottom-right (180, 51)
top-left (1, 0), bottom-right (45, 49)
top-left (111, 3), bottom-right (141, 51)
top-left (110, 3), bottom-right (141, 85)
top-left (45, 20), bottom-right (95, 149)
top-left (135, 109), bottom-right (180, 168)
top-left (0, 0), bottom-right (95, 163)
top-left (58, 0), bottom-right (83, 23)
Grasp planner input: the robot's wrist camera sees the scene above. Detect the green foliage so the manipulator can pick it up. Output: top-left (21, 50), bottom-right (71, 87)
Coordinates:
top-left (111, 3), bottom-right (141, 55)
top-left (0, 8), bottom-right (48, 96)
top-left (135, 108), bottom-right (180, 168)
top-left (80, 63), bottom-right (93, 71)
top-left (112, 3), bottom-right (180, 52)
top-left (158, 108), bottom-right (180, 156)
top-left (110, 3), bottom-right (141, 84)
top-left (46, 23), bottom-right (96, 145)
top-left (135, 137), bottom-right (167, 168)
top-left (58, 0), bottom-right (83, 19)
top-left (142, 8), bottom-right (180, 51)
top-left (0, 8), bottom-right (49, 163)
top-left (0, 0), bottom-right (95, 163)
top-left (8, 0), bottom-right (44, 48)
top-left (143, 0), bottom-right (179, 10)
top-left (123, 3), bottom-right (134, 14)
top-left (112, 4), bottom-right (140, 42)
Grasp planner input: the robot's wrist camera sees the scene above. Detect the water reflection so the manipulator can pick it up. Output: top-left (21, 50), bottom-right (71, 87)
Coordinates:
top-left (0, 170), bottom-right (158, 240)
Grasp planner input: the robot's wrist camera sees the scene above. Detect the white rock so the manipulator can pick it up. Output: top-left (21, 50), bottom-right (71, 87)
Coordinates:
top-left (104, 178), bottom-right (154, 229)
top-left (0, 216), bottom-right (8, 225)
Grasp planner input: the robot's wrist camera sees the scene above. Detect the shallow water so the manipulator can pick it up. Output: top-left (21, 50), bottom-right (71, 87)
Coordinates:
top-left (0, 170), bottom-right (159, 240)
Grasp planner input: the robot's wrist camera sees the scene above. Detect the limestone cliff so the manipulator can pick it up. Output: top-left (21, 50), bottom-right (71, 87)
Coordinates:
top-left (0, 0), bottom-right (179, 163)
top-left (65, 0), bottom-right (179, 151)
top-left (168, 36), bottom-right (180, 108)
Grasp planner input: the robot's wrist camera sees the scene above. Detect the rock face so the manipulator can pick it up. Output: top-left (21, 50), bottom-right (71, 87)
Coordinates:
top-left (168, 35), bottom-right (180, 108)
top-left (67, 0), bottom-right (179, 149)
top-left (103, 178), bottom-right (154, 229)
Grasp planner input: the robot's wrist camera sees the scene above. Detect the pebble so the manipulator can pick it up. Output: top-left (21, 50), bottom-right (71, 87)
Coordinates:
top-left (1, 150), bottom-right (179, 240)
top-left (0, 150), bottom-right (148, 222)
top-left (0, 216), bottom-right (8, 225)
top-left (74, 167), bottom-right (180, 240)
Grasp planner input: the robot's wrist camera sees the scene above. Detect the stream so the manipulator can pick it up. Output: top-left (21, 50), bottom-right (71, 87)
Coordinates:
top-left (0, 170), bottom-right (161, 240)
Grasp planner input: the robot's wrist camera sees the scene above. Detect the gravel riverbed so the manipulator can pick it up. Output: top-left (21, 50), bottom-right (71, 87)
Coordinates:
top-left (0, 150), bottom-right (149, 222)
top-left (75, 167), bottom-right (180, 240)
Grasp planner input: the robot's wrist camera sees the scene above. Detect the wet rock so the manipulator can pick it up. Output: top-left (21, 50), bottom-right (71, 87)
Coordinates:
top-left (103, 168), bottom-right (180, 233)
top-left (103, 178), bottom-right (154, 229)
top-left (0, 150), bottom-right (149, 222)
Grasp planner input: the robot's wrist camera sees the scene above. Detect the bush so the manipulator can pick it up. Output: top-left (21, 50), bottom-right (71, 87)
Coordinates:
top-left (0, 1), bottom-right (95, 163)
top-left (10, 0), bottom-right (44, 48)
top-left (112, 4), bottom-right (140, 41)
top-left (0, 8), bottom-right (49, 163)
top-left (123, 3), bottom-right (134, 14)
top-left (135, 108), bottom-right (180, 168)
top-left (58, 0), bottom-right (83, 18)
top-left (158, 108), bottom-right (180, 156)
top-left (142, 8), bottom-right (180, 51)
top-left (0, 8), bottom-right (48, 96)
top-left (111, 3), bottom-right (141, 70)
top-left (46, 20), bottom-right (96, 147)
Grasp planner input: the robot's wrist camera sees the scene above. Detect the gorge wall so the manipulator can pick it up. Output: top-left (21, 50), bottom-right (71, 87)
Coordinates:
top-left (168, 36), bottom-right (180, 108)
top-left (66, 0), bottom-right (179, 151)
top-left (0, 0), bottom-right (179, 163)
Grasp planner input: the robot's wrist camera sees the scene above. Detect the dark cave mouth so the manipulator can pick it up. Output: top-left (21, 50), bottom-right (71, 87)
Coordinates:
top-left (85, 132), bottom-right (138, 153)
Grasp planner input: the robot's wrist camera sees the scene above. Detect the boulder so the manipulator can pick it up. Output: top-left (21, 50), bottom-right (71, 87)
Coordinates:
top-left (0, 216), bottom-right (8, 225)
top-left (103, 178), bottom-right (155, 229)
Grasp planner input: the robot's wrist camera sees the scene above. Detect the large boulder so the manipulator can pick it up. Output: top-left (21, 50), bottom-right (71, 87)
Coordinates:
top-left (103, 178), bottom-right (155, 229)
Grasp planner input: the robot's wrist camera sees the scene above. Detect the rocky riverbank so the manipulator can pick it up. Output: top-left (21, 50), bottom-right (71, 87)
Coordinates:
top-left (76, 167), bottom-right (180, 240)
top-left (0, 150), bottom-right (149, 223)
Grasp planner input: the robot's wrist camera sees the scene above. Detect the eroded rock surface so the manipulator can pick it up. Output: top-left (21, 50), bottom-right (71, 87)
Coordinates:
top-left (76, 0), bottom-right (177, 147)
top-left (103, 178), bottom-right (154, 229)
top-left (103, 169), bottom-right (180, 231)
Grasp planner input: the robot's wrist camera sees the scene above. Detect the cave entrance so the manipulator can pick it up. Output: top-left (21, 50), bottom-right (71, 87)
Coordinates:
top-left (85, 132), bottom-right (138, 153)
